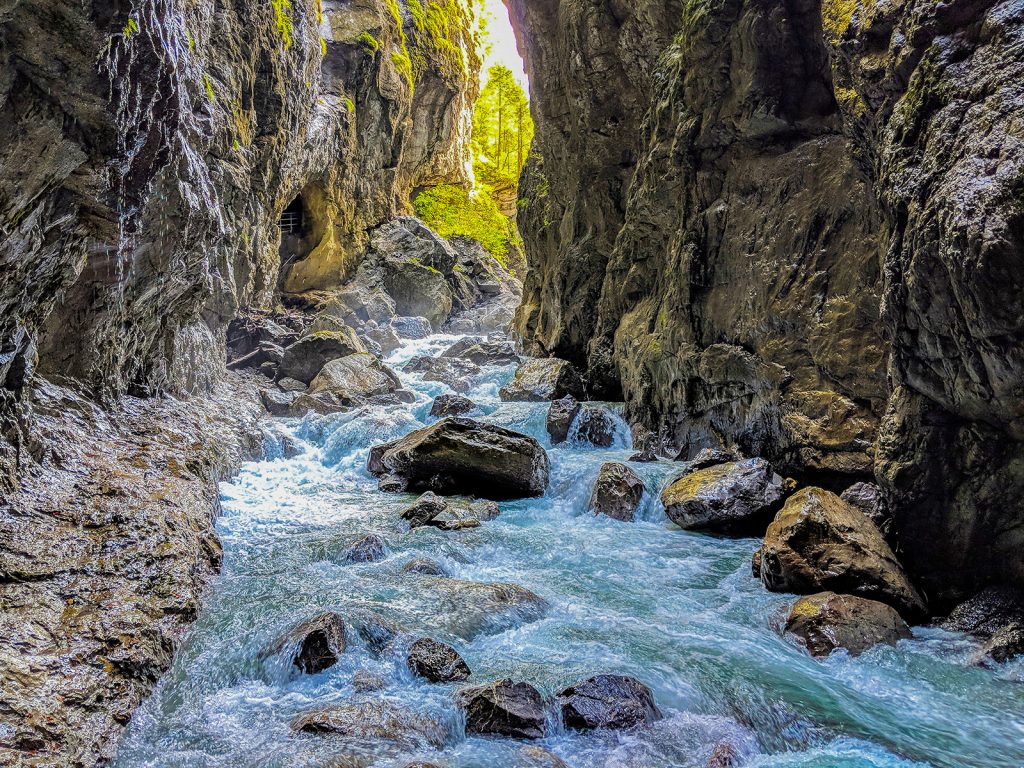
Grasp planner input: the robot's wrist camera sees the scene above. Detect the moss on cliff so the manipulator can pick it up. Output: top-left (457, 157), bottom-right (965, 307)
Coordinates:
top-left (413, 184), bottom-right (518, 264)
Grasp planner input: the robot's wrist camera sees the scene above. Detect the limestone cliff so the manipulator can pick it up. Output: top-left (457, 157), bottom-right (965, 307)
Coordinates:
top-left (509, 0), bottom-right (1024, 606)
top-left (0, 0), bottom-right (480, 487)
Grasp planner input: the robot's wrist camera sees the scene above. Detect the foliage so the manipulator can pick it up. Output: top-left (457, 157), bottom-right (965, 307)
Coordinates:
top-left (203, 73), bottom-right (216, 103)
top-left (472, 65), bottom-right (533, 190)
top-left (357, 31), bottom-right (380, 54)
top-left (413, 184), bottom-right (519, 264)
top-left (123, 17), bottom-right (140, 39)
top-left (391, 50), bottom-right (414, 90)
top-left (272, 0), bottom-right (294, 49)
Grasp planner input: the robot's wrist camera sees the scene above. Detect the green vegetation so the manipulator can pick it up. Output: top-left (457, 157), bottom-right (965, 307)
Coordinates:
top-left (203, 73), bottom-right (216, 103)
top-left (391, 50), bottom-right (414, 90)
top-left (821, 0), bottom-right (857, 44)
top-left (123, 17), bottom-right (140, 39)
top-left (344, 97), bottom-right (355, 114)
top-left (413, 184), bottom-right (519, 265)
top-left (472, 64), bottom-right (534, 190)
top-left (357, 31), bottom-right (381, 54)
top-left (272, 0), bottom-right (294, 49)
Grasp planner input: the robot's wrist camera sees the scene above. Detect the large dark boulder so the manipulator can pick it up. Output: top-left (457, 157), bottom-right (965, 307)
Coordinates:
top-left (941, 585), bottom-right (1024, 638)
top-left (430, 393), bottom-right (478, 418)
top-left (368, 418), bottom-right (550, 500)
top-left (264, 613), bottom-right (347, 674)
top-left (403, 356), bottom-right (481, 392)
top-left (457, 679), bottom-right (547, 739)
top-left (974, 624), bottom-right (1024, 666)
top-left (759, 488), bottom-right (927, 621)
top-left (588, 463), bottom-right (645, 522)
top-left (661, 459), bottom-right (785, 534)
top-left (784, 592), bottom-right (911, 658)
top-left (556, 675), bottom-right (660, 731)
top-left (407, 638), bottom-right (471, 682)
top-left (442, 338), bottom-right (520, 365)
top-left (500, 358), bottom-right (586, 402)
top-left (342, 535), bottom-right (388, 563)
top-left (840, 482), bottom-right (889, 531)
top-left (277, 331), bottom-right (366, 385)
top-left (574, 406), bottom-right (617, 447)
top-left (546, 395), bottom-right (581, 445)
top-left (308, 354), bottom-right (401, 404)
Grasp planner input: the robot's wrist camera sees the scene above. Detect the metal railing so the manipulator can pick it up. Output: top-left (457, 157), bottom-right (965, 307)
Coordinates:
top-left (280, 211), bottom-right (302, 234)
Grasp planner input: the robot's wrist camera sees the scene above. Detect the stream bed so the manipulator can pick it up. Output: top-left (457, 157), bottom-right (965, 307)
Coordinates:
top-left (113, 334), bottom-right (1024, 768)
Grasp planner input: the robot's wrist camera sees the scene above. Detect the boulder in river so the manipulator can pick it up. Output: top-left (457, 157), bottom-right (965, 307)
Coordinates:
top-left (759, 488), bottom-right (927, 620)
top-left (784, 592), bottom-right (911, 657)
top-left (442, 338), bottom-right (520, 365)
top-left (403, 356), bottom-right (482, 392)
top-left (368, 418), bottom-right (550, 500)
top-left (661, 459), bottom-right (785, 534)
top-left (457, 678), bottom-right (547, 739)
top-left (308, 354), bottom-right (401, 405)
top-left (343, 535), bottom-right (388, 563)
top-left (557, 674), bottom-right (660, 731)
top-left (574, 406), bottom-right (617, 447)
top-left (290, 701), bottom-right (445, 747)
top-left (588, 462), bottom-right (645, 522)
top-left (546, 395), bottom-right (581, 445)
top-left (426, 577), bottom-right (548, 640)
top-left (278, 330), bottom-right (366, 384)
top-left (402, 558), bottom-right (450, 576)
top-left (519, 746), bottom-right (570, 768)
top-left (407, 637), bottom-right (471, 682)
top-left (265, 612), bottom-right (347, 674)
top-left (392, 316), bottom-right (435, 339)
top-left (707, 742), bottom-right (739, 768)
top-left (430, 394), bottom-right (478, 418)
top-left (500, 358), bottom-right (587, 402)
top-left (401, 492), bottom-right (448, 528)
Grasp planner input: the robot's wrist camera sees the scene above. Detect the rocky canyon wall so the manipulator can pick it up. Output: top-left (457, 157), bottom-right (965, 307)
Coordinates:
top-left (0, 0), bottom-right (480, 488)
top-left (509, 0), bottom-right (1024, 607)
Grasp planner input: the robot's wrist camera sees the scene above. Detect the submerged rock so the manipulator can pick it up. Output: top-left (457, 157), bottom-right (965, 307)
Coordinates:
top-left (343, 535), bottom-right (388, 564)
top-left (588, 462), bottom-right (645, 522)
top-left (352, 670), bottom-right (387, 693)
top-left (759, 488), bottom-right (927, 620)
top-left (402, 558), bottom-right (450, 577)
top-left (546, 395), bottom-right (581, 445)
top-left (278, 331), bottom-right (366, 385)
top-left (707, 742), bottom-right (739, 768)
top-left (661, 459), bottom-right (785, 534)
top-left (500, 358), bottom-right (587, 402)
top-left (290, 701), bottom-right (445, 747)
top-left (784, 592), bottom-right (911, 658)
top-left (426, 577), bottom-right (548, 640)
top-left (557, 675), bottom-right (660, 731)
top-left (407, 638), bottom-right (471, 683)
top-left (368, 418), bottom-right (550, 500)
top-left (401, 492), bottom-right (449, 528)
top-left (352, 612), bottom-right (406, 654)
top-left (519, 746), bottom-right (570, 768)
top-left (308, 354), bottom-right (401, 405)
top-left (430, 394), bottom-right (478, 418)
top-left (457, 678), bottom-right (547, 739)
top-left (265, 613), bottom-right (347, 674)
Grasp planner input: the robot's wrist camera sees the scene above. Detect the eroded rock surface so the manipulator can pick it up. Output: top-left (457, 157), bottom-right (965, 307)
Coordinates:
top-left (557, 675), bottom-right (660, 731)
top-left (662, 459), bottom-right (785, 535)
top-left (588, 463), bottom-right (645, 522)
top-left (368, 418), bottom-right (550, 500)
top-left (759, 488), bottom-right (926, 620)
top-left (407, 637), bottom-right (471, 683)
top-left (784, 592), bottom-right (911, 658)
top-left (500, 358), bottom-right (586, 402)
top-left (457, 679), bottom-right (547, 739)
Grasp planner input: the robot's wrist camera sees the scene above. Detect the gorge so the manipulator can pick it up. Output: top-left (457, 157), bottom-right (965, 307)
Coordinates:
top-left (1, 1), bottom-right (1022, 767)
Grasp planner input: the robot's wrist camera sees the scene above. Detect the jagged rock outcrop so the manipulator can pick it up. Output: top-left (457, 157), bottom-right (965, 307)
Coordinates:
top-left (1, 0), bottom-right (481, 486)
top-left (507, 0), bottom-right (1024, 607)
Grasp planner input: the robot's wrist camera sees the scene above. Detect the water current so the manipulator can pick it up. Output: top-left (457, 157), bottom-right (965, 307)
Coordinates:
top-left (113, 334), bottom-right (1024, 768)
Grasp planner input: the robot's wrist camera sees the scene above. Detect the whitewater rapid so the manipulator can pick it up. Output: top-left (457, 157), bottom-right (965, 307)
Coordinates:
top-left (113, 334), bottom-right (1024, 768)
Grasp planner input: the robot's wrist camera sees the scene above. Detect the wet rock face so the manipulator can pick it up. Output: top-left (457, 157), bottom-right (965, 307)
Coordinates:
top-left (368, 418), bottom-right (551, 500)
top-left (430, 393), bottom-right (478, 418)
top-left (267, 613), bottom-right (348, 674)
top-left (557, 675), bottom-right (660, 731)
top-left (546, 395), bottom-right (581, 445)
top-left (662, 459), bottom-right (785, 535)
top-left (290, 701), bottom-right (445, 747)
top-left (278, 332), bottom-right (367, 385)
top-left (308, 354), bottom-right (402, 404)
top-left (457, 679), bottom-right (547, 739)
top-left (508, 0), bottom-right (1024, 603)
top-left (406, 637), bottom-right (471, 683)
top-left (759, 488), bottom-right (927, 621)
top-left (588, 462), bottom-right (645, 522)
top-left (784, 592), bottom-right (911, 658)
